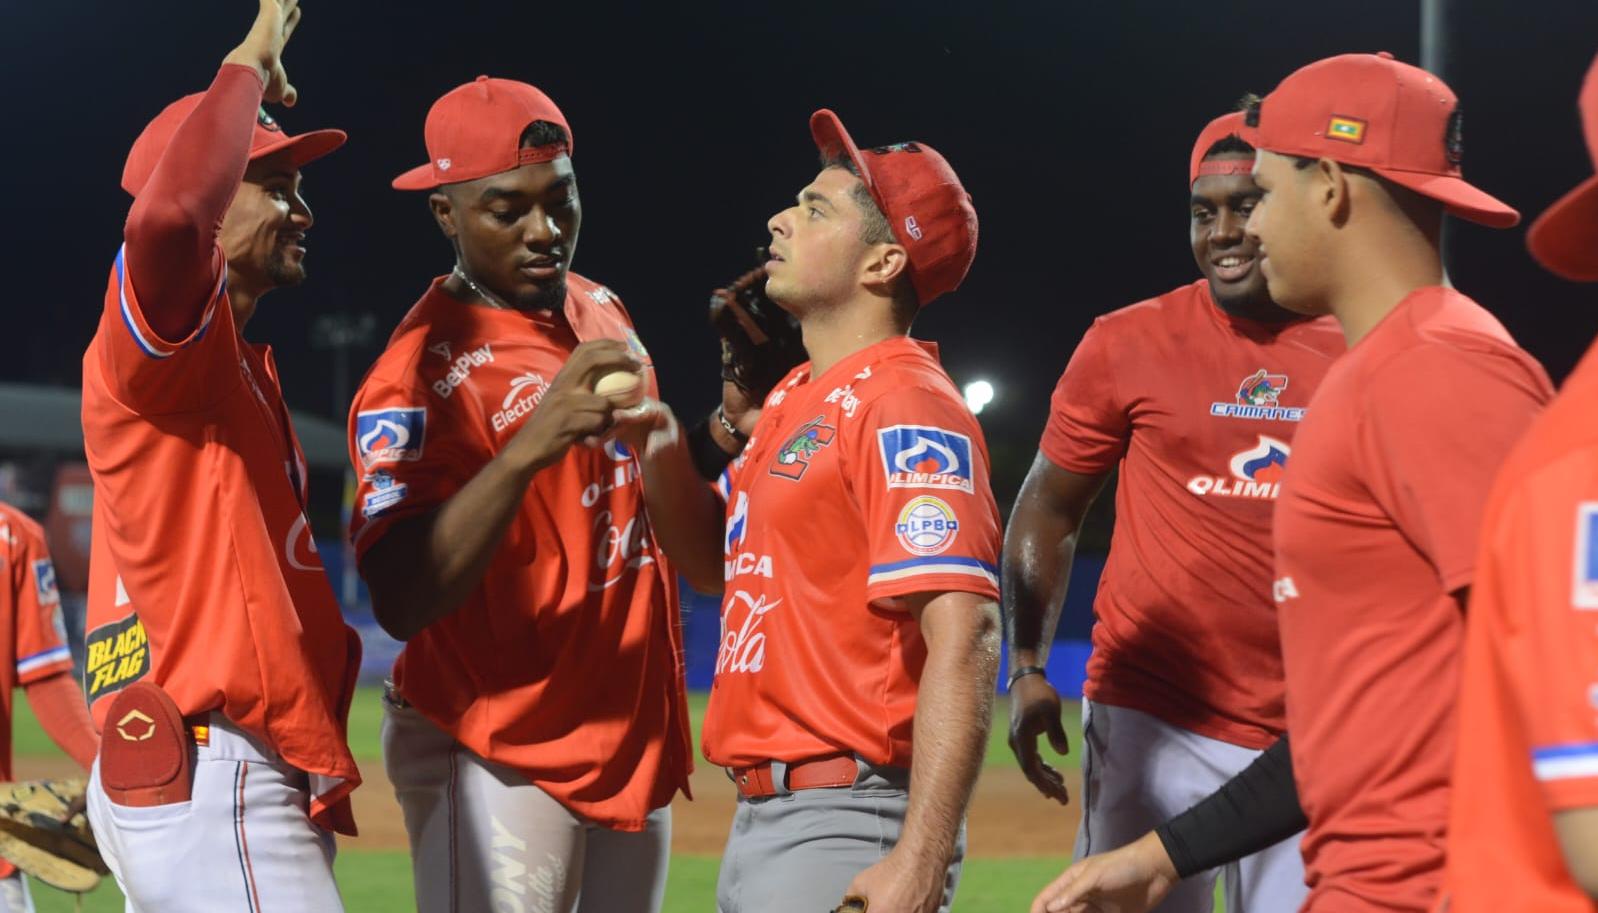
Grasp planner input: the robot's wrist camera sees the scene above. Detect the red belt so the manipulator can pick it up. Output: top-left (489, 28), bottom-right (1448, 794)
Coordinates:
top-left (729, 755), bottom-right (858, 799)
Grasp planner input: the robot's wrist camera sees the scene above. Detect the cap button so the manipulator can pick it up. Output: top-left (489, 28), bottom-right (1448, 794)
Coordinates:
top-left (1376, 51), bottom-right (1395, 59)
top-left (476, 75), bottom-right (490, 82)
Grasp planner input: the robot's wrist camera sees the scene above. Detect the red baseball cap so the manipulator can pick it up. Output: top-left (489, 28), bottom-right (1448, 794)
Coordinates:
top-left (1254, 52), bottom-right (1518, 228)
top-left (1527, 53), bottom-right (1598, 281)
top-left (1190, 111), bottom-right (1259, 187)
top-left (122, 95), bottom-right (345, 197)
top-left (810, 109), bottom-right (978, 306)
top-left (393, 76), bottom-right (571, 191)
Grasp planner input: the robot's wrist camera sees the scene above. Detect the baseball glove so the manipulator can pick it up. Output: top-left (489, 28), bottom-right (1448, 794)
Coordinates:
top-left (0, 778), bottom-right (106, 893)
top-left (710, 248), bottom-right (806, 401)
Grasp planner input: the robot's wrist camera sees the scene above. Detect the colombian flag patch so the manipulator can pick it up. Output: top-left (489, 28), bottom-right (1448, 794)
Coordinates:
top-left (1327, 116), bottom-right (1367, 144)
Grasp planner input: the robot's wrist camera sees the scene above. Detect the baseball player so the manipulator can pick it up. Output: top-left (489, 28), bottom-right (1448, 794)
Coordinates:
top-left (80, 3), bottom-right (363, 910)
top-left (347, 76), bottom-right (692, 913)
top-left (0, 502), bottom-right (98, 912)
top-left (1004, 108), bottom-right (1343, 913)
top-left (618, 109), bottom-right (999, 913)
top-left (1032, 53), bottom-right (1554, 913)
top-left (1438, 51), bottom-right (1598, 912)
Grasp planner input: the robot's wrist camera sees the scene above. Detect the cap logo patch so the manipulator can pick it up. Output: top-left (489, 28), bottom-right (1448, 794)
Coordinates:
top-left (257, 108), bottom-right (282, 133)
top-left (1445, 106), bottom-right (1464, 166)
top-left (904, 215), bottom-right (924, 240)
top-left (437, 158), bottom-right (453, 171)
top-left (1327, 116), bottom-right (1367, 144)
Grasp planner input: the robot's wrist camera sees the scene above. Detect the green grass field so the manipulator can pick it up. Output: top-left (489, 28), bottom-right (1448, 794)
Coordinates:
top-left (17, 688), bottom-right (1143, 912)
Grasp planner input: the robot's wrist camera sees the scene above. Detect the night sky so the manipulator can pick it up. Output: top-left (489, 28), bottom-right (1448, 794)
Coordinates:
top-left (10, 1), bottom-right (1598, 513)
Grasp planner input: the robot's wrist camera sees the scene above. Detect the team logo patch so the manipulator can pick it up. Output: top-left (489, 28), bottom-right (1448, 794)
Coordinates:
top-left (1573, 502), bottom-right (1598, 609)
top-left (878, 425), bottom-right (975, 493)
top-left (623, 328), bottom-right (652, 365)
top-left (362, 470), bottom-right (409, 519)
top-left (1187, 436), bottom-right (1290, 499)
top-left (1327, 115), bottom-right (1367, 144)
top-left (896, 496), bottom-right (960, 556)
top-left (84, 613), bottom-right (150, 703)
top-left (769, 416), bottom-right (837, 481)
top-left (31, 558), bottom-right (59, 607)
top-left (1210, 369), bottom-right (1304, 422)
top-left (356, 407), bottom-right (427, 465)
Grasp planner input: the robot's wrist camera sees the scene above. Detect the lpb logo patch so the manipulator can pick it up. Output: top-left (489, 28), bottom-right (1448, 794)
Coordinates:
top-left (878, 426), bottom-right (975, 493)
top-left (896, 496), bottom-right (960, 556)
top-left (356, 407), bottom-right (427, 466)
top-left (1574, 502), bottom-right (1598, 609)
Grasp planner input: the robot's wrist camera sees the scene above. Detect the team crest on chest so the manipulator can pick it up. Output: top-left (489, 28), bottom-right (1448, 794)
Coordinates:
top-left (769, 415), bottom-right (837, 481)
top-left (1210, 369), bottom-right (1304, 422)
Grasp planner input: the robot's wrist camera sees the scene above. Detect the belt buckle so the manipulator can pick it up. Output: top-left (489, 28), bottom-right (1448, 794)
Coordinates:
top-left (383, 679), bottom-right (410, 709)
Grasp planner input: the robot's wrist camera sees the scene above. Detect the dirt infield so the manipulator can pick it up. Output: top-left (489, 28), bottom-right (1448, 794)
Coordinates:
top-left (19, 756), bottom-right (1081, 858)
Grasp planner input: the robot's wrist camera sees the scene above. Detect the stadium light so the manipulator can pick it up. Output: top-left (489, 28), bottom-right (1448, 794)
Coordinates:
top-left (964, 379), bottom-right (995, 415)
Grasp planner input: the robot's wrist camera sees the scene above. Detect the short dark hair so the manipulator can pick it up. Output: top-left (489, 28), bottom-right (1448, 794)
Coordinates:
top-left (821, 154), bottom-right (898, 245)
top-left (1203, 93), bottom-right (1264, 159)
top-left (520, 120), bottom-right (569, 149)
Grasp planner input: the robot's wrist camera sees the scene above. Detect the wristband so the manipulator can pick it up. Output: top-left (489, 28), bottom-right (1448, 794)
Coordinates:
top-left (687, 418), bottom-right (736, 481)
top-left (1006, 665), bottom-right (1047, 691)
top-left (716, 405), bottom-right (749, 444)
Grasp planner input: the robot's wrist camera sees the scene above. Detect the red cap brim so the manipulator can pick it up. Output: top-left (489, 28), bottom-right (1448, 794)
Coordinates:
top-left (1528, 173), bottom-right (1598, 281)
top-left (391, 163), bottom-right (439, 191)
top-left (810, 109), bottom-right (882, 207)
top-left (1371, 166), bottom-right (1520, 229)
top-left (253, 128), bottom-right (347, 172)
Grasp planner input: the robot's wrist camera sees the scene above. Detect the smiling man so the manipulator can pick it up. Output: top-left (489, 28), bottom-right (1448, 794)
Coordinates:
top-left (345, 76), bottom-right (693, 913)
top-left (81, 2), bottom-right (363, 910)
top-left (1004, 108), bottom-right (1343, 913)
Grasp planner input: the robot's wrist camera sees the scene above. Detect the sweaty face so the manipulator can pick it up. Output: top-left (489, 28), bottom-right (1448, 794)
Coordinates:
top-left (220, 152), bottom-right (313, 291)
top-left (1190, 156), bottom-right (1271, 315)
top-left (763, 166), bottom-right (873, 313)
top-left (1246, 150), bottom-right (1330, 316)
top-left (441, 156), bottom-right (580, 311)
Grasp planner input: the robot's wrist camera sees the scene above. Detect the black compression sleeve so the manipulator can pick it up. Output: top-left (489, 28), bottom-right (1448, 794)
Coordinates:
top-left (1153, 735), bottom-right (1306, 878)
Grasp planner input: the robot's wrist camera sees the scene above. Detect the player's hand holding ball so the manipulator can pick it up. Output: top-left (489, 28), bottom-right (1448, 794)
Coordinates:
top-left (223, 0), bottom-right (303, 106)
top-left (593, 370), bottom-right (644, 408)
top-left (506, 340), bottom-right (640, 473)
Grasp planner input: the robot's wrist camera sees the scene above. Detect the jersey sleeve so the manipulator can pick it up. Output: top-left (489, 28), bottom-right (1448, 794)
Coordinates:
top-left (347, 367), bottom-right (491, 560)
top-left (848, 384), bottom-right (1001, 605)
top-left (93, 243), bottom-right (240, 415)
top-left (1360, 344), bottom-right (1551, 591)
top-left (1483, 481), bottom-right (1598, 811)
top-left (1039, 319), bottom-right (1130, 474)
top-left (10, 520), bottom-right (71, 685)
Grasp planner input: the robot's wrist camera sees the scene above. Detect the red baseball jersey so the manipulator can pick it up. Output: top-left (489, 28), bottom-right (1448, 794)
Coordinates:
top-left (1272, 287), bottom-right (1553, 911)
top-left (701, 336), bottom-right (1002, 769)
top-left (1439, 337), bottom-right (1598, 913)
top-left (0, 503), bottom-right (71, 782)
top-left (1043, 279), bottom-right (1343, 748)
top-left (348, 275), bottom-right (692, 831)
top-left (82, 246), bottom-right (363, 834)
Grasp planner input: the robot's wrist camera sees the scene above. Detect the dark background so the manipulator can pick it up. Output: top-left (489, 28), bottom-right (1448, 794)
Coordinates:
top-left (8, 0), bottom-right (1598, 515)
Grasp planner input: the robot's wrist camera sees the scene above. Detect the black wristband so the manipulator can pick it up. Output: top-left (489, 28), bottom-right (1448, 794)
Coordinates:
top-left (1005, 665), bottom-right (1047, 691)
top-left (687, 417), bottom-right (736, 481)
top-left (715, 405), bottom-right (749, 443)
top-left (1153, 735), bottom-right (1306, 878)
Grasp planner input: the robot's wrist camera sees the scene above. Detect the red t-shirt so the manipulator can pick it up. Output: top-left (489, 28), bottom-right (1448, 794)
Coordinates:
top-left (1272, 287), bottom-right (1553, 911)
top-left (348, 275), bottom-right (691, 831)
top-left (1042, 279), bottom-right (1344, 748)
top-left (702, 336), bottom-right (1002, 769)
top-left (0, 503), bottom-right (72, 781)
top-left (83, 246), bottom-right (363, 835)
top-left (1439, 337), bottom-right (1598, 913)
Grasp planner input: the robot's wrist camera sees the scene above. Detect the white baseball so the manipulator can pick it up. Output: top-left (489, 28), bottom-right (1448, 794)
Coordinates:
top-left (594, 370), bottom-right (644, 406)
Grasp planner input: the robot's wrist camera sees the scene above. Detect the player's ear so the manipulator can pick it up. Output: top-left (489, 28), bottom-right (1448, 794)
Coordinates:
top-left (428, 191), bottom-right (459, 240)
top-left (860, 243), bottom-right (909, 296)
top-left (1317, 159), bottom-right (1353, 227)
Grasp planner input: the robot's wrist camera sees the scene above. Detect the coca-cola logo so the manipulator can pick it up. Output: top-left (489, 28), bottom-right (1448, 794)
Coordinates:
top-left (717, 590), bottom-right (781, 675)
top-left (585, 508), bottom-right (655, 592)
